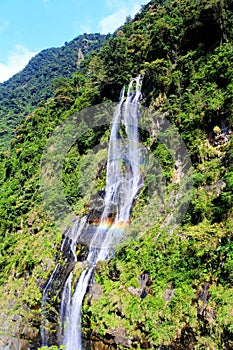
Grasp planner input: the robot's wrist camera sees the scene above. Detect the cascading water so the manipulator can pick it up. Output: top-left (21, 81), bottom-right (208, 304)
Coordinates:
top-left (41, 216), bottom-right (88, 347)
top-left (42, 76), bottom-right (144, 349)
top-left (62, 76), bottom-right (143, 349)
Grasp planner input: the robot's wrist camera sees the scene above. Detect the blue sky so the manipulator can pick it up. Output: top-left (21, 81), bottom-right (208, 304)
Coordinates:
top-left (0, 0), bottom-right (149, 83)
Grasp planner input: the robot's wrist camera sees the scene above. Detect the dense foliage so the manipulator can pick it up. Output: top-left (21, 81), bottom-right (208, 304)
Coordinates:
top-left (0, 0), bottom-right (232, 348)
top-left (0, 33), bottom-right (108, 151)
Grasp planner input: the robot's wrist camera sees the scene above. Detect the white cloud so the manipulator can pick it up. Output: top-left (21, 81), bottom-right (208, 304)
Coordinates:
top-left (99, 7), bottom-right (128, 34)
top-left (99, 0), bottom-right (147, 33)
top-left (0, 45), bottom-right (37, 83)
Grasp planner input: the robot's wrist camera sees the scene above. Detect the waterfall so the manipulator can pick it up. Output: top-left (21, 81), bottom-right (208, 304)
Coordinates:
top-left (42, 76), bottom-right (143, 349)
top-left (40, 216), bottom-right (87, 346)
top-left (61, 76), bottom-right (143, 349)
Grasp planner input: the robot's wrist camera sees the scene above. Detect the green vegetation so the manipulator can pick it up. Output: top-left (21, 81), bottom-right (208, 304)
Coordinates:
top-left (0, 33), bottom-right (108, 151)
top-left (0, 0), bottom-right (232, 348)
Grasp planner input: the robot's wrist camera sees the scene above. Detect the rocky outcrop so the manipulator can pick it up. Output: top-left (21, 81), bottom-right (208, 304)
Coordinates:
top-left (40, 227), bottom-right (88, 346)
top-left (0, 336), bottom-right (29, 350)
top-left (85, 329), bottom-right (132, 350)
top-left (0, 300), bottom-right (40, 350)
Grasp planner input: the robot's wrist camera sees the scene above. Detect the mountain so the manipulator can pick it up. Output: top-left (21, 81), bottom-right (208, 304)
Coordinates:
top-left (0, 33), bottom-right (109, 151)
top-left (0, 0), bottom-right (232, 349)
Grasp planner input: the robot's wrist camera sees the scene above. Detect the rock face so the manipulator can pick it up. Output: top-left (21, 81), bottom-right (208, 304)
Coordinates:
top-left (40, 226), bottom-right (88, 346)
top-left (0, 336), bottom-right (29, 350)
top-left (0, 302), bottom-right (40, 350)
top-left (85, 331), bottom-right (132, 350)
top-left (89, 282), bottom-right (104, 302)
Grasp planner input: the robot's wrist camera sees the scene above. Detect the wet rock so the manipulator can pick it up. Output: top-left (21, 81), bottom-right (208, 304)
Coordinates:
top-left (40, 261), bottom-right (76, 345)
top-left (78, 225), bottom-right (97, 246)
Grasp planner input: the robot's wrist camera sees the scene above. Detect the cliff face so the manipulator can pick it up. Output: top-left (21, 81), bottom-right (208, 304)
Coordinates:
top-left (0, 0), bottom-right (232, 349)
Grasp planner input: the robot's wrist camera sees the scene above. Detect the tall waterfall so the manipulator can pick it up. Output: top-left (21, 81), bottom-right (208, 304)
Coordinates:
top-left (43, 76), bottom-right (143, 349)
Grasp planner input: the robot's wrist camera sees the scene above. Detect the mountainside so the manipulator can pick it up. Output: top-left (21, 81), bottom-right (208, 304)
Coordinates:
top-left (0, 33), bottom-right (108, 151)
top-left (0, 0), bottom-right (232, 349)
